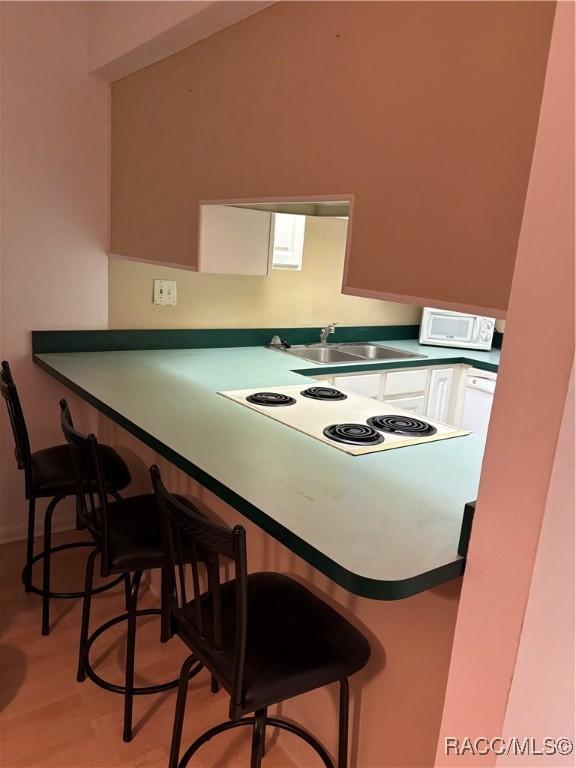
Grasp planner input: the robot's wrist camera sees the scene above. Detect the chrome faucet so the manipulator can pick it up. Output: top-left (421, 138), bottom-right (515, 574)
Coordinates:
top-left (319, 322), bottom-right (337, 344)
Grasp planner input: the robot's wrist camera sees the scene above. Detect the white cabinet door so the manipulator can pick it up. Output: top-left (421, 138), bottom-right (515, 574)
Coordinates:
top-left (198, 205), bottom-right (272, 275)
top-left (382, 369), bottom-right (429, 396)
top-left (383, 395), bottom-right (427, 415)
top-left (335, 374), bottom-right (381, 398)
top-left (426, 368), bottom-right (454, 422)
top-left (271, 213), bottom-right (306, 270)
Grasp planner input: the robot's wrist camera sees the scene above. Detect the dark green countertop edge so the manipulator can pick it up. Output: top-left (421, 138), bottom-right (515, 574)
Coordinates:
top-left (296, 356), bottom-right (498, 376)
top-left (33, 353), bottom-right (465, 601)
top-left (31, 327), bottom-right (499, 374)
top-left (32, 325), bottom-right (420, 354)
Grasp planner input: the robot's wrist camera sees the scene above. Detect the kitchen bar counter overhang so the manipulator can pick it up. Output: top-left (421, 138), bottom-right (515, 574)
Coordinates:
top-left (32, 330), bottom-right (500, 600)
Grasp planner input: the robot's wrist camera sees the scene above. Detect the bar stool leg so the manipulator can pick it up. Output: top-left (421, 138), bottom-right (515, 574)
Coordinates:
top-left (169, 654), bottom-right (197, 768)
top-left (338, 679), bottom-right (350, 768)
top-left (123, 570), bottom-right (143, 742)
top-left (24, 497), bottom-right (36, 592)
top-left (260, 714), bottom-right (267, 759)
top-left (250, 709), bottom-right (267, 768)
top-left (74, 494), bottom-right (84, 531)
top-left (41, 495), bottom-right (62, 635)
top-left (123, 573), bottom-right (131, 612)
top-left (160, 565), bottom-right (172, 643)
top-left (77, 548), bottom-right (99, 682)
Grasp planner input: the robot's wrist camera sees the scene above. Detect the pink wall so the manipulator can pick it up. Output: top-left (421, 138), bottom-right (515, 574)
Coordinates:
top-left (436, 3), bottom-right (574, 764)
top-left (86, 0), bottom-right (274, 80)
top-left (87, 1), bottom-right (211, 72)
top-left (0, 2), bottom-right (109, 541)
top-left (0, 0), bottom-right (276, 538)
top-left (497, 367), bottom-right (574, 766)
top-left (110, 1), bottom-right (554, 316)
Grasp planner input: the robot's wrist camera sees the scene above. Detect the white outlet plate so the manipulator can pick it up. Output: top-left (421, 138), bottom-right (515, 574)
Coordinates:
top-left (153, 280), bottom-right (177, 306)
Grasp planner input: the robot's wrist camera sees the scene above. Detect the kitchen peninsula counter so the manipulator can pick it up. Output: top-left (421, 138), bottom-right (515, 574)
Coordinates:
top-left (33, 334), bottom-right (500, 600)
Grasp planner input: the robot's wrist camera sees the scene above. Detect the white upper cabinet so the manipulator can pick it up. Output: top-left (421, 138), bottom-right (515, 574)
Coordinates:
top-left (198, 206), bottom-right (308, 276)
top-left (271, 213), bottom-right (306, 270)
top-left (198, 205), bottom-right (273, 276)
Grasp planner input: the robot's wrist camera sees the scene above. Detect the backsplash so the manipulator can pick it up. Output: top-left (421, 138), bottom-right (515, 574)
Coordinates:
top-left (108, 217), bottom-right (421, 329)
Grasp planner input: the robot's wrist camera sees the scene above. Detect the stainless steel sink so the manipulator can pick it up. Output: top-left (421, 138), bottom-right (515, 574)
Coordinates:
top-left (337, 343), bottom-right (426, 360)
top-left (271, 342), bottom-right (426, 364)
top-left (279, 345), bottom-right (363, 364)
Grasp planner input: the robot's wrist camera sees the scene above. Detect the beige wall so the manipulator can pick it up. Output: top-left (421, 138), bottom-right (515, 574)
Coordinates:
top-left (109, 217), bottom-right (421, 329)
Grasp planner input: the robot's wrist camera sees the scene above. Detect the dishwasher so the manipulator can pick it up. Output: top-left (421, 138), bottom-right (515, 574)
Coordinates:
top-left (461, 370), bottom-right (497, 439)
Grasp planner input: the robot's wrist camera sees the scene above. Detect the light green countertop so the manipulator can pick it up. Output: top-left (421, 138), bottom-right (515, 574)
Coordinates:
top-left (34, 340), bottom-right (500, 599)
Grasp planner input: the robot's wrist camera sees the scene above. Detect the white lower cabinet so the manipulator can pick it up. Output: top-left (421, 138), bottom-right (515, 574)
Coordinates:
top-left (334, 373), bottom-right (381, 398)
top-left (313, 364), bottom-right (492, 427)
top-left (425, 367), bottom-right (455, 422)
top-left (315, 364), bottom-right (459, 422)
top-left (382, 369), bottom-right (429, 396)
top-left (382, 395), bottom-right (427, 414)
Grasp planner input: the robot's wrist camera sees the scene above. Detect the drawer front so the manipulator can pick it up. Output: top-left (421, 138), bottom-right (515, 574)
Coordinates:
top-left (383, 395), bottom-right (426, 415)
top-left (383, 369), bottom-right (429, 396)
top-left (335, 373), bottom-right (381, 398)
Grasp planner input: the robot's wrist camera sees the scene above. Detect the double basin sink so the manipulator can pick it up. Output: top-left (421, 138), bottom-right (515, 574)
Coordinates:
top-left (273, 343), bottom-right (426, 365)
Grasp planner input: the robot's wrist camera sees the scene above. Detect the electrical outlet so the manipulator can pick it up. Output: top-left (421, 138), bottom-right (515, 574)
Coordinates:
top-left (153, 280), bottom-right (177, 306)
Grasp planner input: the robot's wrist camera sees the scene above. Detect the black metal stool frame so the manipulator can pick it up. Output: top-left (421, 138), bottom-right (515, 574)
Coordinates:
top-left (77, 553), bottom-right (200, 742)
top-left (151, 465), bottom-right (363, 768)
top-left (172, 661), bottom-right (348, 768)
top-left (28, 495), bottom-right (124, 635)
top-left (60, 402), bottom-right (204, 742)
top-left (0, 361), bottom-right (123, 635)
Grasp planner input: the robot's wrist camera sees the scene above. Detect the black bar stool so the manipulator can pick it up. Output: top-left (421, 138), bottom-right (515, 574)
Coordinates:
top-left (0, 361), bottom-right (131, 635)
top-left (60, 400), bottom-right (214, 742)
top-left (151, 465), bottom-right (371, 768)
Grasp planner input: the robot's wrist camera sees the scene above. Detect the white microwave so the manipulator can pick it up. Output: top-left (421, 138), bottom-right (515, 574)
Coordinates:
top-left (419, 307), bottom-right (495, 350)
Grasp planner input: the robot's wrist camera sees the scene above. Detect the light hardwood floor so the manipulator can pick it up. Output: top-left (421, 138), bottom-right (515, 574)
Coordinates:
top-left (0, 531), bottom-right (298, 768)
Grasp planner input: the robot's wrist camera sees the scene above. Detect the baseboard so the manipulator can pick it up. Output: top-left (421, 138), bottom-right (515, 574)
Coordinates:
top-left (0, 511), bottom-right (77, 545)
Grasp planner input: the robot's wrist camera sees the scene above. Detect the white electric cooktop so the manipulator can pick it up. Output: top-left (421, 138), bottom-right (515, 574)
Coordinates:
top-left (219, 384), bottom-right (470, 455)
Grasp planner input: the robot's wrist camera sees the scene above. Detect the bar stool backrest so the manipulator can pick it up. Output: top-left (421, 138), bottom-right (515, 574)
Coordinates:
top-left (1, 361), bottom-right (33, 495)
top-left (150, 465), bottom-right (249, 719)
top-left (59, 399), bottom-right (111, 572)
